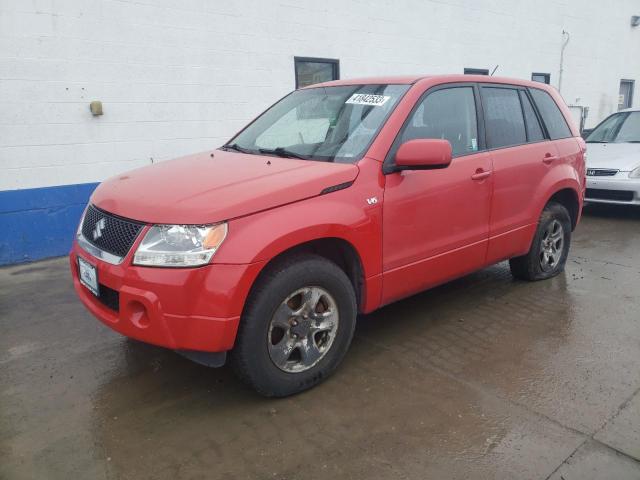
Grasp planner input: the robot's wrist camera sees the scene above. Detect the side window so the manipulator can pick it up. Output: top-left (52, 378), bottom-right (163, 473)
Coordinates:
top-left (401, 87), bottom-right (479, 157)
top-left (481, 87), bottom-right (526, 149)
top-left (519, 91), bottom-right (545, 142)
top-left (529, 88), bottom-right (572, 140)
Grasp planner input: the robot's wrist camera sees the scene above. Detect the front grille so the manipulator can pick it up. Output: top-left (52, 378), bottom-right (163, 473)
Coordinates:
top-left (586, 168), bottom-right (618, 177)
top-left (81, 205), bottom-right (144, 258)
top-left (97, 284), bottom-right (120, 312)
top-left (585, 188), bottom-right (634, 202)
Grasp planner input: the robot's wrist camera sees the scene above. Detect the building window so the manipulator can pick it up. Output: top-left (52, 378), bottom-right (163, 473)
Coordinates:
top-left (532, 73), bottom-right (550, 84)
top-left (294, 57), bottom-right (339, 89)
top-left (619, 79), bottom-right (635, 110)
top-left (464, 68), bottom-right (489, 75)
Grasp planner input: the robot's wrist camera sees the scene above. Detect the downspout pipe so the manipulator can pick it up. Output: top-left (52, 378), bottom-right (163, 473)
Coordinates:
top-left (559, 30), bottom-right (570, 94)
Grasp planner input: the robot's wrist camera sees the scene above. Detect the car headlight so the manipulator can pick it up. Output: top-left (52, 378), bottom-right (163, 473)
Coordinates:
top-left (630, 166), bottom-right (640, 178)
top-left (76, 207), bottom-right (87, 236)
top-left (133, 223), bottom-right (227, 267)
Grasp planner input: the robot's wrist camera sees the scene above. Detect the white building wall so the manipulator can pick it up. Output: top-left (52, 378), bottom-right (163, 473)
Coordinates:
top-left (0, 0), bottom-right (638, 190)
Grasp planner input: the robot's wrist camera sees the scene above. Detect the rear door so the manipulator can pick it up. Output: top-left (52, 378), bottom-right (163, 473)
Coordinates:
top-left (482, 85), bottom-right (561, 263)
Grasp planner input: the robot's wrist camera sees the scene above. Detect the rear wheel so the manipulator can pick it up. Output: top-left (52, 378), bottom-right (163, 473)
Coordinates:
top-left (231, 254), bottom-right (357, 397)
top-left (509, 202), bottom-right (572, 281)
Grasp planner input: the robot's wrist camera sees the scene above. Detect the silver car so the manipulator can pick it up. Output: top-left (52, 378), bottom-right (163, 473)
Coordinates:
top-left (585, 107), bottom-right (640, 205)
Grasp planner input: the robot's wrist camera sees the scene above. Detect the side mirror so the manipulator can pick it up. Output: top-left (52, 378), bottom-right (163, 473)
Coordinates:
top-left (394, 139), bottom-right (452, 170)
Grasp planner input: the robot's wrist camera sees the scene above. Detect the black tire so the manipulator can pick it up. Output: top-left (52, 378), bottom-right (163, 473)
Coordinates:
top-left (509, 201), bottom-right (572, 281)
top-left (231, 254), bottom-right (357, 397)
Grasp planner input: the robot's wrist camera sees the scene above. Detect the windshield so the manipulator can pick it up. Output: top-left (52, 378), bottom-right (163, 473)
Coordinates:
top-left (586, 111), bottom-right (640, 143)
top-left (224, 84), bottom-right (410, 163)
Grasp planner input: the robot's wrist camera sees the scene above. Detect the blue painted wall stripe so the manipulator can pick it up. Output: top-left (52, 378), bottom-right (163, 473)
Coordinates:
top-left (0, 183), bottom-right (99, 265)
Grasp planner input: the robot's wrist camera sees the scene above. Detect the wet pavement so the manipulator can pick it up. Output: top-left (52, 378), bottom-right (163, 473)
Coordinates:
top-left (1, 203), bottom-right (640, 480)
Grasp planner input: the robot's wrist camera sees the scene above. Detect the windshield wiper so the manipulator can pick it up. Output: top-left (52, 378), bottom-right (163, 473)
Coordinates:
top-left (222, 143), bottom-right (254, 154)
top-left (258, 147), bottom-right (309, 160)
top-left (586, 140), bottom-right (608, 143)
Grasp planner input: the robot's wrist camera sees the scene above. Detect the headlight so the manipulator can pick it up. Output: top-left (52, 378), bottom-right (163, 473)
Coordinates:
top-left (76, 207), bottom-right (87, 236)
top-left (133, 223), bottom-right (227, 267)
top-left (630, 166), bottom-right (640, 178)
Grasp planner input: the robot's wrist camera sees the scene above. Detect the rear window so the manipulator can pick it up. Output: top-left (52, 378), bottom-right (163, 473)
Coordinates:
top-left (482, 87), bottom-right (526, 149)
top-left (529, 88), bottom-right (572, 140)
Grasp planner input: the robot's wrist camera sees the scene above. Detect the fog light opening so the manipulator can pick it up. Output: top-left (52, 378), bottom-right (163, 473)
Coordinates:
top-left (128, 301), bottom-right (151, 328)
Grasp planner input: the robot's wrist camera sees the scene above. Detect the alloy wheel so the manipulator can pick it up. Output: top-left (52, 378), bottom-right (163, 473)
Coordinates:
top-left (267, 286), bottom-right (339, 373)
top-left (539, 219), bottom-right (564, 272)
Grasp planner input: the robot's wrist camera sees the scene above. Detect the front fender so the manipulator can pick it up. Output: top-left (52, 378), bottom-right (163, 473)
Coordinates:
top-left (214, 192), bottom-right (381, 277)
top-left (212, 179), bottom-right (384, 313)
top-left (210, 157), bottom-right (385, 313)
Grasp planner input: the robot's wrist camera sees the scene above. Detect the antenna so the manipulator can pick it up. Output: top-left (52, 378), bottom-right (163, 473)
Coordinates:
top-left (490, 65), bottom-right (499, 76)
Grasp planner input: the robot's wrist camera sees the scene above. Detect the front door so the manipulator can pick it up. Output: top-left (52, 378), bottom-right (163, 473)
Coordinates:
top-left (381, 85), bottom-right (492, 305)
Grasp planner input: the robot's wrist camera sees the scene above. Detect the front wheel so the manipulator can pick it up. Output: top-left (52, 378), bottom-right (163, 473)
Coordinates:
top-left (509, 201), bottom-right (572, 281)
top-left (231, 254), bottom-right (357, 397)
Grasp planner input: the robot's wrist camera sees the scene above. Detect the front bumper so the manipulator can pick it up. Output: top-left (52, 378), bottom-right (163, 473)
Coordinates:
top-left (70, 240), bottom-right (264, 353)
top-left (585, 174), bottom-right (640, 205)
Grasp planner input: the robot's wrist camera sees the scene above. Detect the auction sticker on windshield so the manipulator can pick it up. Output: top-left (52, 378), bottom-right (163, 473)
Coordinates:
top-left (346, 94), bottom-right (390, 106)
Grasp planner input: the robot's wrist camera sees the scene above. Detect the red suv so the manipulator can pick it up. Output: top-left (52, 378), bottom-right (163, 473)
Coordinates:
top-left (71, 75), bottom-right (586, 396)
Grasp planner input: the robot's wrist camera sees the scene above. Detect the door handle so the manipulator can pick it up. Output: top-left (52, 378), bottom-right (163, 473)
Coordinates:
top-left (543, 154), bottom-right (558, 164)
top-left (471, 169), bottom-right (492, 181)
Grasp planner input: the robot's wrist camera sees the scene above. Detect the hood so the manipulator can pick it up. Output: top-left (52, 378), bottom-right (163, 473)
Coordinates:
top-left (586, 143), bottom-right (640, 171)
top-left (91, 150), bottom-right (359, 224)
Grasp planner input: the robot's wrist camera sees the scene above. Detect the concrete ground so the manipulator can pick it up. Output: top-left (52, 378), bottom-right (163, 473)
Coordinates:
top-left (1, 204), bottom-right (640, 480)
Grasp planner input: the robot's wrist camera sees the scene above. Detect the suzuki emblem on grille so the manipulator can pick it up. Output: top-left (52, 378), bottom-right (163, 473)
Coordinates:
top-left (92, 218), bottom-right (106, 240)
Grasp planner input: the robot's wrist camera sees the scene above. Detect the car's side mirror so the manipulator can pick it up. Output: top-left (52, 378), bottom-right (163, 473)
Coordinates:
top-left (394, 139), bottom-right (452, 170)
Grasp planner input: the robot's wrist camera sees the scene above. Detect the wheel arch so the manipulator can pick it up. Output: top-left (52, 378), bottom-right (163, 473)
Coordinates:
top-left (546, 187), bottom-right (581, 230)
top-left (245, 236), bottom-right (367, 313)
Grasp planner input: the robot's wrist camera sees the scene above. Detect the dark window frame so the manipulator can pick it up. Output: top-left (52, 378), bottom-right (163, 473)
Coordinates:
top-left (531, 72), bottom-right (551, 84)
top-left (383, 82), bottom-right (486, 174)
top-left (464, 68), bottom-right (489, 75)
top-left (619, 79), bottom-right (635, 110)
top-left (294, 56), bottom-right (340, 89)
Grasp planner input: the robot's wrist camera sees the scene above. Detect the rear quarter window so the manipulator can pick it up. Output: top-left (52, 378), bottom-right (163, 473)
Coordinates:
top-left (529, 88), bottom-right (572, 140)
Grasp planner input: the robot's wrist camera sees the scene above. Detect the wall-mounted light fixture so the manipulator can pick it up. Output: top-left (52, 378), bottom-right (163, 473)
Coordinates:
top-left (89, 101), bottom-right (103, 116)
top-left (632, 15), bottom-right (640, 27)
